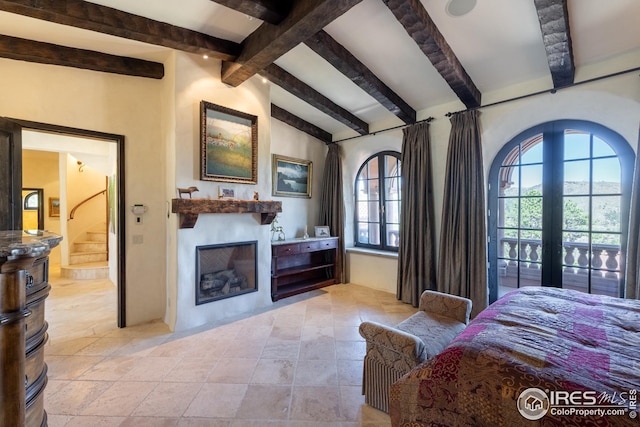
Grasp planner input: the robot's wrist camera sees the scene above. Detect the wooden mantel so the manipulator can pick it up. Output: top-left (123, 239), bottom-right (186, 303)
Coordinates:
top-left (171, 198), bottom-right (282, 229)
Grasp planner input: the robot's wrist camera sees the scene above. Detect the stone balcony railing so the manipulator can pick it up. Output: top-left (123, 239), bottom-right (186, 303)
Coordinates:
top-left (499, 237), bottom-right (622, 297)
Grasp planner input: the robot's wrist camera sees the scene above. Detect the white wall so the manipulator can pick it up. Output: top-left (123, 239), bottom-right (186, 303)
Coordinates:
top-left (0, 57), bottom-right (168, 326)
top-left (344, 72), bottom-right (640, 294)
top-left (270, 119), bottom-right (327, 239)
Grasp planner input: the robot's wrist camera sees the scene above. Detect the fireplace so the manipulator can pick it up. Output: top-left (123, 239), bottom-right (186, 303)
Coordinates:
top-left (195, 241), bottom-right (257, 305)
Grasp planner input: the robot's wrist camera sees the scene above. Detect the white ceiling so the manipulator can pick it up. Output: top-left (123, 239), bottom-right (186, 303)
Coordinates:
top-left (1, 0), bottom-right (639, 140)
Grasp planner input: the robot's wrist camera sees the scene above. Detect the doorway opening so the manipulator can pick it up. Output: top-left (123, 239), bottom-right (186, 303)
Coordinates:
top-left (16, 120), bottom-right (126, 331)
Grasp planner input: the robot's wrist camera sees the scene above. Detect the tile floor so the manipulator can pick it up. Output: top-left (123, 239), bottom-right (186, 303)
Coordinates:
top-left (44, 270), bottom-right (418, 427)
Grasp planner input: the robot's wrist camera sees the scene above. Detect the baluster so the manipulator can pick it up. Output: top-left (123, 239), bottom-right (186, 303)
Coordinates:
top-left (508, 241), bottom-right (517, 266)
top-left (604, 248), bottom-right (619, 279)
top-left (564, 244), bottom-right (576, 274)
top-left (520, 241), bottom-right (529, 268)
top-left (591, 247), bottom-right (604, 280)
top-left (577, 246), bottom-right (589, 274)
top-left (528, 242), bottom-right (540, 269)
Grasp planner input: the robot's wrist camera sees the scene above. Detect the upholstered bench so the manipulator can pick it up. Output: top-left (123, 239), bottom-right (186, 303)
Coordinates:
top-left (358, 290), bottom-right (472, 412)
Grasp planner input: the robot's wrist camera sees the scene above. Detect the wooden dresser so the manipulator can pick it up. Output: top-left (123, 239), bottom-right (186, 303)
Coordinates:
top-left (0, 231), bottom-right (61, 427)
top-left (271, 237), bottom-right (339, 301)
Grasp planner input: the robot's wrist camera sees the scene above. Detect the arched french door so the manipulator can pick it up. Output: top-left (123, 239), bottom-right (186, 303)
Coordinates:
top-left (488, 120), bottom-right (634, 303)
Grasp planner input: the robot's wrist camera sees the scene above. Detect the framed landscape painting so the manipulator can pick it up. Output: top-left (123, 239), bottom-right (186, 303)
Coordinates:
top-left (200, 101), bottom-right (258, 184)
top-left (272, 154), bottom-right (312, 198)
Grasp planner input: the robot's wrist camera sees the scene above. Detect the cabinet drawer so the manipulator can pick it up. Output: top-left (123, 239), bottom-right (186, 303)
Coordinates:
top-left (298, 241), bottom-right (320, 252)
top-left (274, 243), bottom-right (300, 256)
top-left (317, 239), bottom-right (337, 250)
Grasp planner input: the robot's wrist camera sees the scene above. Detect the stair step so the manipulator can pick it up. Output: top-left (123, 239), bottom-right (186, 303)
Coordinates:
top-left (70, 251), bottom-right (108, 265)
top-left (60, 261), bottom-right (109, 280)
top-left (74, 241), bottom-right (107, 252)
top-left (86, 231), bottom-right (107, 243)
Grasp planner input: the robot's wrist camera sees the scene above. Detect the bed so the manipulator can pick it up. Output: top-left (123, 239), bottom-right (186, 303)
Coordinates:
top-left (389, 287), bottom-right (640, 426)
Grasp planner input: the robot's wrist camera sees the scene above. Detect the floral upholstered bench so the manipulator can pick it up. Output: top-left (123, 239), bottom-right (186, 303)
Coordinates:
top-left (358, 290), bottom-right (472, 413)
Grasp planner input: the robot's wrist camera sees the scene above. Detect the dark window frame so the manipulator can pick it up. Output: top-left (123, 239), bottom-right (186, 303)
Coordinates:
top-left (354, 151), bottom-right (401, 252)
top-left (488, 120), bottom-right (634, 303)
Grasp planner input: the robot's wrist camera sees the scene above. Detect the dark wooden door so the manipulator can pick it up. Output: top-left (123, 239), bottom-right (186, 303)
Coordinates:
top-left (0, 118), bottom-right (23, 231)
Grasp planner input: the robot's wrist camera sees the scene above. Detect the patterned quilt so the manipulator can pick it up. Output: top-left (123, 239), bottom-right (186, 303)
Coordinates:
top-left (389, 287), bottom-right (640, 426)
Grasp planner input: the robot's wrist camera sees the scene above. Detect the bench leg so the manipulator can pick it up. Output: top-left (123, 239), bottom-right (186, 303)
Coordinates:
top-left (362, 355), bottom-right (407, 413)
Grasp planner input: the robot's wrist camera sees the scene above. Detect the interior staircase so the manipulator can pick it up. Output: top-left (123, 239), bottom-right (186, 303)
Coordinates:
top-left (60, 229), bottom-right (109, 280)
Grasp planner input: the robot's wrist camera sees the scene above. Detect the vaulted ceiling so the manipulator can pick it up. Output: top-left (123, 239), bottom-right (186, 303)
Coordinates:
top-left (0, 0), bottom-right (638, 144)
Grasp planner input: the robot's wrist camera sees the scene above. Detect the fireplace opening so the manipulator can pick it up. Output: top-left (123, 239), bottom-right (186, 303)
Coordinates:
top-left (195, 241), bottom-right (257, 305)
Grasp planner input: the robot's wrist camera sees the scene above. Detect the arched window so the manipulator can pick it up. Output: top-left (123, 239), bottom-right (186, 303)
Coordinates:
top-left (23, 191), bottom-right (39, 210)
top-left (355, 151), bottom-right (401, 251)
top-left (488, 120), bottom-right (634, 302)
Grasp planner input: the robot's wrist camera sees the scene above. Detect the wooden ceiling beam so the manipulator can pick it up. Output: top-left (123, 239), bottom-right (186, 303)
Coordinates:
top-left (221, 0), bottom-right (363, 87)
top-left (382, 0), bottom-right (481, 108)
top-left (305, 30), bottom-right (416, 124)
top-left (0, 0), bottom-right (240, 61)
top-left (0, 34), bottom-right (164, 79)
top-left (271, 104), bottom-right (332, 144)
top-left (210, 0), bottom-right (292, 25)
top-left (533, 0), bottom-right (574, 88)
top-left (262, 64), bottom-right (369, 135)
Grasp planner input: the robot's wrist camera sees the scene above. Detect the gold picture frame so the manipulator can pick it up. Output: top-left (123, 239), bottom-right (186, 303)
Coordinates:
top-left (48, 197), bottom-right (60, 217)
top-left (200, 101), bottom-right (258, 184)
top-left (272, 154), bottom-right (312, 198)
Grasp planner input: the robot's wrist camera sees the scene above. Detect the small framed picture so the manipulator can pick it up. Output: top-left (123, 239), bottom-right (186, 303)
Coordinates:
top-left (314, 226), bottom-right (330, 237)
top-left (218, 187), bottom-right (235, 199)
top-left (49, 197), bottom-right (60, 217)
top-left (272, 154), bottom-right (312, 198)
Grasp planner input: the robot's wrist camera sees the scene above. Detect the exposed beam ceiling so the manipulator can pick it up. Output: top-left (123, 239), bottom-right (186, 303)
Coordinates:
top-left (381, 0), bottom-right (481, 108)
top-left (220, 0), bottom-right (363, 87)
top-left (305, 30), bottom-right (416, 124)
top-left (271, 104), bottom-right (332, 144)
top-left (0, 0), bottom-right (240, 61)
top-left (534, 0), bottom-right (575, 88)
top-left (0, 34), bottom-right (164, 79)
top-left (210, 0), bottom-right (291, 25)
top-left (261, 64), bottom-right (369, 135)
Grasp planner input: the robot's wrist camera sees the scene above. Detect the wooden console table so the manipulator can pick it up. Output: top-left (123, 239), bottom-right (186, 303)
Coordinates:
top-left (271, 237), bottom-right (338, 301)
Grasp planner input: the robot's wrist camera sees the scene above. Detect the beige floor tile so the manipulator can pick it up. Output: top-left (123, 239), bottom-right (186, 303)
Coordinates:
top-left (289, 386), bottom-right (342, 422)
top-left (183, 383), bottom-right (247, 418)
top-left (46, 355), bottom-right (105, 380)
top-left (294, 360), bottom-right (338, 386)
top-left (77, 356), bottom-right (138, 381)
top-left (119, 356), bottom-right (181, 381)
top-left (63, 415), bottom-right (126, 427)
top-left (45, 380), bottom-right (113, 415)
top-left (207, 358), bottom-right (258, 383)
top-left (42, 280), bottom-right (410, 425)
top-left (250, 359), bottom-right (295, 384)
top-left (80, 381), bottom-right (157, 416)
top-left (132, 382), bottom-right (202, 417)
top-left (235, 384), bottom-right (292, 420)
top-left (163, 357), bottom-right (218, 383)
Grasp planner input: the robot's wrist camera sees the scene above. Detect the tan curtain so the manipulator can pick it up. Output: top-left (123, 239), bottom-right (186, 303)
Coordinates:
top-left (437, 110), bottom-right (487, 317)
top-left (397, 122), bottom-right (437, 306)
top-left (319, 143), bottom-right (345, 283)
top-left (625, 126), bottom-right (640, 299)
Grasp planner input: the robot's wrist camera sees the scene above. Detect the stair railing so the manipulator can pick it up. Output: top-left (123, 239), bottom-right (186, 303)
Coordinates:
top-left (68, 189), bottom-right (106, 220)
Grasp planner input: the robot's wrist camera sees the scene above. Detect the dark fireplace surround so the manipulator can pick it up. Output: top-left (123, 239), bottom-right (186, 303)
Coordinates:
top-left (195, 241), bottom-right (257, 305)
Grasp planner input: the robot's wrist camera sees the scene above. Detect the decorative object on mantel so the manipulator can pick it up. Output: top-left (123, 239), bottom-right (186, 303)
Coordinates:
top-left (253, 191), bottom-right (259, 200)
top-left (218, 187), bottom-right (235, 199)
top-left (272, 154), bottom-right (312, 198)
top-left (177, 186), bottom-right (199, 198)
top-left (171, 198), bottom-right (281, 229)
top-left (200, 100), bottom-right (258, 184)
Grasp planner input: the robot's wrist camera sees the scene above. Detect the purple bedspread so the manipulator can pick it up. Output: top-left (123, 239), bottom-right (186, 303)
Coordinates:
top-left (389, 287), bottom-right (640, 427)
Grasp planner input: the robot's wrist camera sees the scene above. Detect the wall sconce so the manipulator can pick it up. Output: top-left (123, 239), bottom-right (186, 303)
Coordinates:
top-left (77, 160), bottom-right (85, 172)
